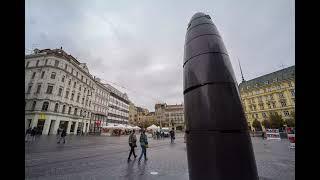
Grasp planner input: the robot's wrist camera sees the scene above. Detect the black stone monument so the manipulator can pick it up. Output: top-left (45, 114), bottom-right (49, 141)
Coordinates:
top-left (183, 12), bottom-right (259, 180)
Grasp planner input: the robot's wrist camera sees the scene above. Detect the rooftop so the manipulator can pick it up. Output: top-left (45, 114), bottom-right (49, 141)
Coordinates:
top-left (239, 65), bottom-right (295, 90)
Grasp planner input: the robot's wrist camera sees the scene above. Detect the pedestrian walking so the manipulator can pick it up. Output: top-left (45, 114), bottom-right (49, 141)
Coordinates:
top-left (128, 130), bottom-right (137, 161)
top-left (25, 127), bottom-right (32, 142)
top-left (30, 127), bottom-right (37, 142)
top-left (56, 127), bottom-right (62, 139)
top-left (156, 131), bottom-right (160, 140)
top-left (170, 128), bottom-right (175, 143)
top-left (57, 129), bottom-right (67, 144)
top-left (35, 127), bottom-right (42, 140)
top-left (262, 129), bottom-right (266, 140)
top-left (138, 129), bottom-right (148, 162)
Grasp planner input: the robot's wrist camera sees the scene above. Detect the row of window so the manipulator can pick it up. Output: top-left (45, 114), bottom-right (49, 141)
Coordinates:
top-left (28, 101), bottom-right (91, 118)
top-left (93, 105), bottom-right (108, 114)
top-left (29, 70), bottom-right (93, 96)
top-left (110, 95), bottom-right (129, 107)
top-left (95, 96), bottom-right (108, 106)
top-left (242, 83), bottom-right (294, 96)
top-left (26, 58), bottom-right (94, 88)
top-left (108, 113), bottom-right (129, 120)
top-left (249, 110), bottom-right (292, 119)
top-left (247, 100), bottom-right (288, 111)
top-left (108, 104), bottom-right (129, 114)
top-left (245, 91), bottom-right (294, 105)
top-left (26, 83), bottom-right (92, 107)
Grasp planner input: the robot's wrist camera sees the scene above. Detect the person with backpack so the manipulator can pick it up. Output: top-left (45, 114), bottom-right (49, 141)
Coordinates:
top-left (57, 128), bottom-right (67, 144)
top-left (170, 128), bottom-right (175, 143)
top-left (128, 130), bottom-right (137, 161)
top-left (138, 129), bottom-right (148, 162)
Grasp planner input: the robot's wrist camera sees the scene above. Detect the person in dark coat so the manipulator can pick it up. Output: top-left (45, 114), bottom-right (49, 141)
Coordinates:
top-left (56, 127), bottom-right (62, 139)
top-left (169, 128), bottom-right (175, 143)
top-left (128, 130), bottom-right (137, 161)
top-left (30, 127), bottom-right (37, 141)
top-left (25, 127), bottom-right (32, 142)
top-left (57, 129), bottom-right (67, 144)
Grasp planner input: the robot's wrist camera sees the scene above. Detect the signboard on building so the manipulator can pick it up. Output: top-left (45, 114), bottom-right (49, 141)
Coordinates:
top-left (266, 129), bottom-right (281, 140)
top-left (39, 113), bottom-right (46, 119)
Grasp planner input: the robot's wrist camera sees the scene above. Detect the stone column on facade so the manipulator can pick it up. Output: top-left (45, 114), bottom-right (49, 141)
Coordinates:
top-left (53, 119), bottom-right (60, 135)
top-left (31, 114), bottom-right (39, 128)
top-left (42, 118), bottom-right (52, 135)
top-left (74, 121), bottom-right (79, 135)
top-left (66, 120), bottom-right (72, 134)
top-left (83, 120), bottom-right (87, 133)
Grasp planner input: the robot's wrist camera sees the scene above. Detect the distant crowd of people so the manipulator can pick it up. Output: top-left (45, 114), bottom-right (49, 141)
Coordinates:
top-left (26, 125), bottom-right (178, 162)
top-left (25, 127), bottom-right (42, 142)
top-left (25, 126), bottom-right (68, 144)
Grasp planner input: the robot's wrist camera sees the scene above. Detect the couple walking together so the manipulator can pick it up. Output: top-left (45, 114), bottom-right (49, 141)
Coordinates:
top-left (128, 129), bottom-right (148, 162)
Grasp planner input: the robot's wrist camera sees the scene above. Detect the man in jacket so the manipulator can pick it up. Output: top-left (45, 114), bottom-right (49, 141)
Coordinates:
top-left (57, 128), bottom-right (67, 144)
top-left (128, 130), bottom-right (137, 161)
top-left (170, 128), bottom-right (175, 143)
top-left (138, 129), bottom-right (148, 162)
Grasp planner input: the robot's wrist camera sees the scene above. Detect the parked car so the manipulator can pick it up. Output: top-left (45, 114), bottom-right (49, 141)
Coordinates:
top-left (161, 128), bottom-right (170, 137)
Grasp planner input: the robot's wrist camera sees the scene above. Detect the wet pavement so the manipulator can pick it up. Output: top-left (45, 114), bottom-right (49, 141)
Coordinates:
top-left (25, 134), bottom-right (294, 180)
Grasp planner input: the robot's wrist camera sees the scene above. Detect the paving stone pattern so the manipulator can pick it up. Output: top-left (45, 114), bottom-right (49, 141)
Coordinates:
top-left (25, 134), bottom-right (294, 180)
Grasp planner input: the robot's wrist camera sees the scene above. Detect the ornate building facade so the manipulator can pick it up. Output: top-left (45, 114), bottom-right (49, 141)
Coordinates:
top-left (25, 48), bottom-right (130, 135)
top-left (239, 66), bottom-right (295, 129)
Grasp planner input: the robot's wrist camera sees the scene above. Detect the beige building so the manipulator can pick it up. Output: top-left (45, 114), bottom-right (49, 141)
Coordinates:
top-left (239, 66), bottom-right (295, 130)
top-left (128, 102), bottom-right (138, 125)
top-left (155, 103), bottom-right (185, 131)
top-left (145, 112), bottom-right (156, 125)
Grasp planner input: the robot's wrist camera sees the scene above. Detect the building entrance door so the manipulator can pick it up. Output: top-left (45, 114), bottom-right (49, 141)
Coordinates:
top-left (48, 120), bottom-right (55, 135)
top-left (37, 119), bottom-right (45, 134)
top-left (70, 122), bottom-right (76, 133)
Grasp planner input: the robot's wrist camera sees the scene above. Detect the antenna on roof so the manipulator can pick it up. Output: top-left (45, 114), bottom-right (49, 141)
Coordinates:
top-left (238, 57), bottom-right (245, 82)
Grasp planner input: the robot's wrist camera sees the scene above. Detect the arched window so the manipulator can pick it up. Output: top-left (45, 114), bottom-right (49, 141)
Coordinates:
top-left (74, 108), bottom-right (78, 116)
top-left (68, 107), bottom-right (72, 114)
top-left (62, 105), bottom-right (66, 113)
top-left (32, 101), bottom-right (37, 111)
top-left (42, 101), bottom-right (49, 111)
top-left (54, 103), bottom-right (59, 112)
top-left (50, 72), bottom-right (56, 79)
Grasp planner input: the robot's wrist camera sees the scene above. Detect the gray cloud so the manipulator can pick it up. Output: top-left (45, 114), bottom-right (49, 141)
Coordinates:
top-left (26, 0), bottom-right (294, 111)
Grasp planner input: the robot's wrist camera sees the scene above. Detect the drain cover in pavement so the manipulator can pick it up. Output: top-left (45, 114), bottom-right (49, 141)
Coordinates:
top-left (150, 171), bottom-right (158, 175)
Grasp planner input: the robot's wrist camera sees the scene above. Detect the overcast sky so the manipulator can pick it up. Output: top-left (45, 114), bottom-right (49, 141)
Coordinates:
top-left (25, 0), bottom-right (295, 111)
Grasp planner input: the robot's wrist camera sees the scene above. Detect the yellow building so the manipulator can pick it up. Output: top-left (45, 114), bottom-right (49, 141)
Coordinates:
top-left (239, 66), bottom-right (295, 129)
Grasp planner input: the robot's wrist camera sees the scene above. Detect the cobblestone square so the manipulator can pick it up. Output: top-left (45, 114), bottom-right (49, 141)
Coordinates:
top-left (25, 134), bottom-right (294, 180)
